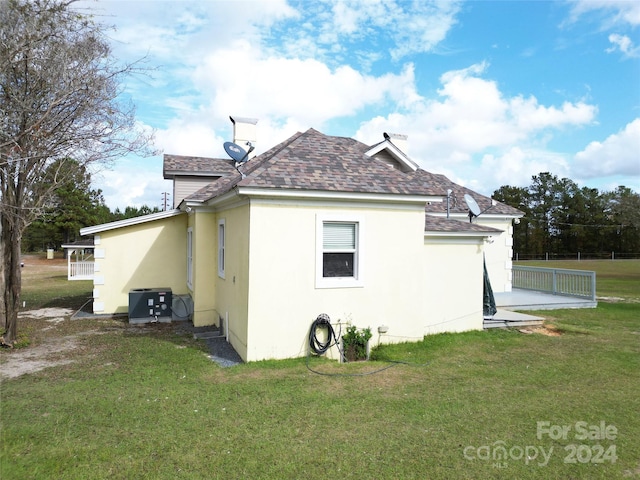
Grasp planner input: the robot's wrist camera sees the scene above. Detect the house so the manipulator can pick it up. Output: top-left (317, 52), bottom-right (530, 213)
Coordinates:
top-left (80, 117), bottom-right (523, 362)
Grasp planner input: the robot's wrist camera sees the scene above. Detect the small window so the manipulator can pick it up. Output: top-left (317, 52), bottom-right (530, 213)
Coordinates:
top-left (316, 215), bottom-right (363, 288)
top-left (323, 222), bottom-right (356, 277)
top-left (187, 228), bottom-right (193, 288)
top-left (218, 219), bottom-right (225, 278)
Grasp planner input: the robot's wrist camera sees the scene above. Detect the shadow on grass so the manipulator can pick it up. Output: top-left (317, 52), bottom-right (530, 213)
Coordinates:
top-left (42, 293), bottom-right (93, 311)
top-left (112, 318), bottom-right (212, 357)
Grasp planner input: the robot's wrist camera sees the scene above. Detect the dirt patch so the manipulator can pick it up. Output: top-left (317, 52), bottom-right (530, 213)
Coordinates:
top-left (0, 337), bottom-right (78, 379)
top-left (1, 308), bottom-right (81, 379)
top-left (518, 324), bottom-right (562, 336)
top-left (598, 296), bottom-right (640, 303)
top-left (19, 308), bottom-right (75, 320)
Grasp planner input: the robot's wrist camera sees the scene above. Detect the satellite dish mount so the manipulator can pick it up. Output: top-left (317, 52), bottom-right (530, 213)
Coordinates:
top-left (464, 194), bottom-right (485, 223)
top-left (223, 141), bottom-right (255, 178)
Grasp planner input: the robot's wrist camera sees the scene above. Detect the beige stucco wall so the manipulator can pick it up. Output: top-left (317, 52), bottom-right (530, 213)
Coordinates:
top-left (92, 214), bottom-right (188, 314)
top-left (421, 237), bottom-right (485, 335)
top-left (210, 203), bottom-right (251, 360)
top-left (476, 217), bottom-right (514, 292)
top-left (189, 211), bottom-right (219, 327)
top-left (240, 200), bottom-right (485, 362)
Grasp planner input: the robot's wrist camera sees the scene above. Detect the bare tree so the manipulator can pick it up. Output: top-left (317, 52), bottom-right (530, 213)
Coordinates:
top-left (1, 0), bottom-right (154, 345)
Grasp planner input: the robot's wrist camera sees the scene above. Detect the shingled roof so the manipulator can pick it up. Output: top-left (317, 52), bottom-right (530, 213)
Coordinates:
top-left (163, 154), bottom-right (237, 178)
top-left (424, 214), bottom-right (503, 234)
top-left (419, 170), bottom-right (523, 217)
top-left (186, 128), bottom-right (446, 203)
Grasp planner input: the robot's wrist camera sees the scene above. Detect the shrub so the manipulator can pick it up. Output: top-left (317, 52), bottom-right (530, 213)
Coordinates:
top-left (342, 325), bottom-right (372, 362)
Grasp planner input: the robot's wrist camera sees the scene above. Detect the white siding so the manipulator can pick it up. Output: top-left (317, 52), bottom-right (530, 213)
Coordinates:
top-left (173, 176), bottom-right (220, 207)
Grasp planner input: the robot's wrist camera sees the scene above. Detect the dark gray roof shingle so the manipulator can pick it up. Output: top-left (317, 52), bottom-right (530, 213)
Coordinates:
top-left (424, 215), bottom-right (503, 233)
top-left (186, 128), bottom-right (445, 202)
top-left (163, 154), bottom-right (237, 178)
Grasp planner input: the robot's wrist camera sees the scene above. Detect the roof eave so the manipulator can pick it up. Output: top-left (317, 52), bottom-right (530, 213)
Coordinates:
top-left (80, 209), bottom-right (184, 236)
top-left (235, 187), bottom-right (441, 204)
top-left (429, 212), bottom-right (525, 220)
top-left (164, 170), bottom-right (231, 179)
top-left (424, 230), bottom-right (498, 238)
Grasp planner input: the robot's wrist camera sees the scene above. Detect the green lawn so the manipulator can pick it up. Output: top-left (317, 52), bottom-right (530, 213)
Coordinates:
top-left (1, 260), bottom-right (639, 479)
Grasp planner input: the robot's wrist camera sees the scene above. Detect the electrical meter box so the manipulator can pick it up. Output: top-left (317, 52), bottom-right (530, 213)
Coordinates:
top-left (128, 288), bottom-right (172, 324)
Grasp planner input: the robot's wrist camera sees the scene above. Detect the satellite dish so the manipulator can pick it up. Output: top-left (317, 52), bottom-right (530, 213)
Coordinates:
top-left (464, 194), bottom-right (481, 222)
top-left (224, 141), bottom-right (248, 163)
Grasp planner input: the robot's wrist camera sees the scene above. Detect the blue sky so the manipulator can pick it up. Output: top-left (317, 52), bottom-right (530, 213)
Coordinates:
top-left (80, 0), bottom-right (639, 210)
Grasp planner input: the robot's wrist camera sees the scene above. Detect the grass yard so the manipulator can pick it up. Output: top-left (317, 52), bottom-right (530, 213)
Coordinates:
top-left (19, 253), bottom-right (94, 310)
top-left (1, 258), bottom-right (639, 479)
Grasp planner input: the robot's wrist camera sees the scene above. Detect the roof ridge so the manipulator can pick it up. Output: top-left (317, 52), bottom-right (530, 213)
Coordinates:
top-left (239, 129), bottom-right (306, 178)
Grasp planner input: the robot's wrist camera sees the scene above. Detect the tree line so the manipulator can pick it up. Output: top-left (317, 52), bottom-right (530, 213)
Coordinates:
top-left (22, 159), bottom-right (161, 252)
top-left (493, 172), bottom-right (640, 259)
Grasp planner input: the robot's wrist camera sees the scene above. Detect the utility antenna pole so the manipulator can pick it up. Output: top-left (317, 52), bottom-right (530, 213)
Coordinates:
top-left (161, 192), bottom-right (171, 211)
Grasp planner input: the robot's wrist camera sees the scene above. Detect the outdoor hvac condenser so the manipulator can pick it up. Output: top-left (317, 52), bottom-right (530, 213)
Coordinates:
top-left (128, 288), bottom-right (172, 324)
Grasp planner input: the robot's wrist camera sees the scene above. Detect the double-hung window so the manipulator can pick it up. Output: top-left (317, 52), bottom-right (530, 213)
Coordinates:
top-left (316, 215), bottom-right (364, 288)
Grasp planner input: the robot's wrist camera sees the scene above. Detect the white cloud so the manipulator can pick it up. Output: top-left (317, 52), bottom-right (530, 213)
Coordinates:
top-left (355, 62), bottom-right (597, 195)
top-left (357, 62), bottom-right (596, 157)
top-left (87, 0), bottom-right (297, 64)
top-left (191, 41), bottom-right (420, 128)
top-left (510, 97), bottom-right (597, 131)
top-left (273, 0), bottom-right (462, 62)
top-left (157, 121), bottom-right (225, 158)
top-left (477, 148), bottom-right (570, 190)
top-left (94, 164), bottom-right (171, 211)
top-left (568, 0), bottom-right (640, 27)
top-left (389, 1), bottom-right (462, 59)
top-left (574, 118), bottom-right (640, 178)
top-left (606, 33), bottom-right (640, 58)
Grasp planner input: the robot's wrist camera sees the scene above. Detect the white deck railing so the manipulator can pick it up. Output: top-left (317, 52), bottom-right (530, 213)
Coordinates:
top-left (68, 261), bottom-right (95, 281)
top-left (512, 266), bottom-right (596, 300)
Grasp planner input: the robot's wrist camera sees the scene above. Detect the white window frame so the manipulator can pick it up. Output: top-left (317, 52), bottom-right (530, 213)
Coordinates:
top-left (316, 214), bottom-right (364, 289)
top-left (218, 219), bottom-right (226, 279)
top-left (187, 228), bottom-right (193, 289)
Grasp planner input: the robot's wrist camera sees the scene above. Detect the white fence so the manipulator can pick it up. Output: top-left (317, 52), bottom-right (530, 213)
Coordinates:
top-left (68, 261), bottom-right (94, 281)
top-left (512, 266), bottom-right (596, 300)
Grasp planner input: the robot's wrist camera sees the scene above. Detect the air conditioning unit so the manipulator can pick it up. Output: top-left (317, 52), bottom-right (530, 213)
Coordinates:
top-left (128, 288), bottom-right (172, 324)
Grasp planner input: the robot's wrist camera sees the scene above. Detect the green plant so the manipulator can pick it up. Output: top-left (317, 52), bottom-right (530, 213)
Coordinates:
top-left (341, 325), bottom-right (372, 362)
